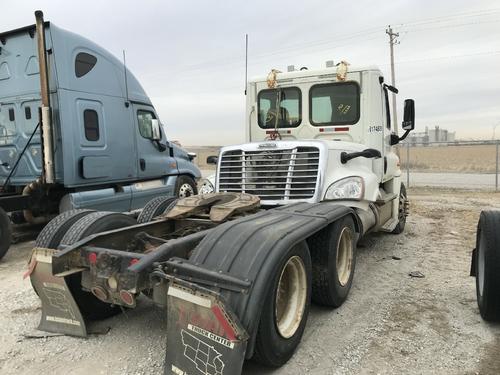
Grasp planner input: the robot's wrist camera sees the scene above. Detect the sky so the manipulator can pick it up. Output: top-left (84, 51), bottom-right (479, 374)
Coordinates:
top-left (2, 0), bottom-right (500, 145)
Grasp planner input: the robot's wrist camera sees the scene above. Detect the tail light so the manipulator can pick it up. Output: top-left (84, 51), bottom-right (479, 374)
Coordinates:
top-left (91, 286), bottom-right (108, 301)
top-left (119, 290), bottom-right (135, 306)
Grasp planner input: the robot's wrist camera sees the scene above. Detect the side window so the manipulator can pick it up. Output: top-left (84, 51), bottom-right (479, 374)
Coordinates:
top-left (137, 110), bottom-right (156, 139)
top-left (75, 52), bottom-right (97, 78)
top-left (0, 106), bottom-right (17, 139)
top-left (310, 82), bottom-right (360, 126)
top-left (83, 109), bottom-right (99, 141)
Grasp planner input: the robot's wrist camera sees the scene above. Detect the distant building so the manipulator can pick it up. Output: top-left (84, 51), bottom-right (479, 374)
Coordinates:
top-left (407, 126), bottom-right (455, 145)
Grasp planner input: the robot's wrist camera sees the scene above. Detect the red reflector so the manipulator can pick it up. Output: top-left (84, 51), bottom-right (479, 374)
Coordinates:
top-left (211, 305), bottom-right (237, 341)
top-left (120, 290), bottom-right (135, 306)
top-left (287, 130), bottom-right (291, 134)
top-left (319, 128), bottom-right (324, 132)
top-left (88, 252), bottom-right (97, 264)
top-left (335, 127), bottom-right (349, 132)
top-left (129, 258), bottom-right (139, 266)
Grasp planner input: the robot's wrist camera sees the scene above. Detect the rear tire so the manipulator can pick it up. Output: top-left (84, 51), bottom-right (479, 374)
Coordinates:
top-left (35, 209), bottom-right (95, 248)
top-left (0, 207), bottom-right (11, 260)
top-left (307, 215), bottom-right (356, 307)
top-left (60, 212), bottom-right (137, 320)
top-left (175, 175), bottom-right (197, 198)
top-left (475, 210), bottom-right (500, 321)
top-left (253, 242), bottom-right (311, 367)
top-left (137, 196), bottom-right (177, 224)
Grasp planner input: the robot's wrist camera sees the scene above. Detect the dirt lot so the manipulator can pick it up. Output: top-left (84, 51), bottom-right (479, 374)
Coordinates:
top-left (1, 187), bottom-right (500, 374)
top-left (398, 144), bottom-right (497, 173)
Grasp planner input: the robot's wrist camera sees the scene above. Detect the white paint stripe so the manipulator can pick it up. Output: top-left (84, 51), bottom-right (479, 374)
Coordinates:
top-left (46, 315), bottom-right (81, 326)
top-left (33, 248), bottom-right (56, 263)
top-left (168, 286), bottom-right (212, 308)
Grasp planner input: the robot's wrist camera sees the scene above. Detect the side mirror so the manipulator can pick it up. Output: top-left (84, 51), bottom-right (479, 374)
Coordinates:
top-left (402, 99), bottom-right (415, 131)
top-left (151, 119), bottom-right (161, 141)
top-left (206, 155), bottom-right (218, 165)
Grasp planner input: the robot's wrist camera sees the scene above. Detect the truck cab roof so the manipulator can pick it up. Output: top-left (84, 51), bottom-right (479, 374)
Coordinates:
top-left (249, 65), bottom-right (382, 84)
top-left (0, 21), bottom-right (150, 104)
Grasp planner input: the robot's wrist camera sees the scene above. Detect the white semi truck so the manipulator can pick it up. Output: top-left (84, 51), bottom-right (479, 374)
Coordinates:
top-left (29, 62), bottom-right (415, 374)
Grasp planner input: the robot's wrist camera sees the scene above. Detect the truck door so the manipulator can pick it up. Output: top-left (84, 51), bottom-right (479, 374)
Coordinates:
top-left (132, 104), bottom-right (178, 179)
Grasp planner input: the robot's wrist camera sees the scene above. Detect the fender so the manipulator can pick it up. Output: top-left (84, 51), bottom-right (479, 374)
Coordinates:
top-left (164, 201), bottom-right (358, 358)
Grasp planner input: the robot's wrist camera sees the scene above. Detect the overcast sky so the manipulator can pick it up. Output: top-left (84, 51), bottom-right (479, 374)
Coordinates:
top-left (3, 0), bottom-right (500, 145)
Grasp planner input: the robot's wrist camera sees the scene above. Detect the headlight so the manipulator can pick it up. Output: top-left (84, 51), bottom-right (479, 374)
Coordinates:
top-left (198, 178), bottom-right (215, 194)
top-left (324, 176), bottom-right (364, 200)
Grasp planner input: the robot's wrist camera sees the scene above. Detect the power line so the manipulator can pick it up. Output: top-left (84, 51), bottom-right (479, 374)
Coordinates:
top-left (139, 8), bottom-right (500, 81)
top-left (378, 50), bottom-right (500, 67)
top-left (401, 19), bottom-right (500, 33)
top-left (396, 8), bottom-right (500, 28)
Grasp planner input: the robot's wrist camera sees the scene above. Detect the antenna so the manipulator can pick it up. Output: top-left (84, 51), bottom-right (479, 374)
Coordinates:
top-left (123, 50), bottom-right (129, 103)
top-left (245, 34), bottom-right (248, 95)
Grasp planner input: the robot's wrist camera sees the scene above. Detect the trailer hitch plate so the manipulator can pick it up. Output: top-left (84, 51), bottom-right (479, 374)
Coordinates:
top-left (29, 248), bottom-right (87, 337)
top-left (165, 281), bottom-right (248, 375)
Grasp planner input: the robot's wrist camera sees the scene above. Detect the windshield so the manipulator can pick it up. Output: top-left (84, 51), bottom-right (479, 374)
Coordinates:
top-left (258, 87), bottom-right (301, 128)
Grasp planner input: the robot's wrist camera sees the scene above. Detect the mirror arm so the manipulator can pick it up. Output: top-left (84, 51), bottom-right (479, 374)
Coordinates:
top-left (399, 129), bottom-right (411, 142)
top-left (390, 129), bottom-right (411, 146)
top-left (383, 83), bottom-right (399, 94)
top-left (341, 149), bottom-right (381, 164)
top-left (155, 140), bottom-right (167, 152)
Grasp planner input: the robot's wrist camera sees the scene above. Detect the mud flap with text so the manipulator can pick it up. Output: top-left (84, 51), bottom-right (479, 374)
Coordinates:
top-left (164, 281), bottom-right (249, 375)
top-left (29, 248), bottom-right (87, 336)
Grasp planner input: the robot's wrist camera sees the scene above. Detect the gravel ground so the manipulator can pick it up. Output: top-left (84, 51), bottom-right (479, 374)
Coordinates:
top-left (1, 187), bottom-right (500, 374)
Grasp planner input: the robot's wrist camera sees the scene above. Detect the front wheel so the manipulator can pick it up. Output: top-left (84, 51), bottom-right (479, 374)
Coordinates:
top-left (475, 210), bottom-right (500, 321)
top-left (392, 183), bottom-right (408, 234)
top-left (253, 242), bottom-right (312, 367)
top-left (175, 175), bottom-right (197, 198)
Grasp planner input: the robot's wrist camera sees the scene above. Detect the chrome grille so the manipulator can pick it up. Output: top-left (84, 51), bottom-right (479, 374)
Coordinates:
top-left (218, 146), bottom-right (320, 201)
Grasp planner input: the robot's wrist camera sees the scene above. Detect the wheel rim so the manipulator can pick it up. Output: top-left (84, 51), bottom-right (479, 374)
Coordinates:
top-left (478, 231), bottom-right (486, 297)
top-left (275, 255), bottom-right (307, 339)
top-left (178, 183), bottom-right (194, 198)
top-left (336, 227), bottom-right (354, 287)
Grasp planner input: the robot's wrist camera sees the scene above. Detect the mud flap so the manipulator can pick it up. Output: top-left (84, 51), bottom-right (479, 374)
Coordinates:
top-left (470, 248), bottom-right (477, 277)
top-left (164, 280), bottom-right (249, 375)
top-left (29, 248), bottom-right (87, 336)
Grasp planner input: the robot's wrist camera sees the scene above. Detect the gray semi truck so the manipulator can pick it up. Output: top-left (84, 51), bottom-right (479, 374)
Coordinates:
top-left (0, 11), bottom-right (201, 259)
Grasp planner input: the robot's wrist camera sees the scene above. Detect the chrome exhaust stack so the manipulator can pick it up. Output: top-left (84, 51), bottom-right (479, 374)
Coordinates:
top-left (34, 10), bottom-right (55, 184)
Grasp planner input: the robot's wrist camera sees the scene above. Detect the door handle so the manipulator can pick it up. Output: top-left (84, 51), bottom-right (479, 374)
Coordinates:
top-left (139, 158), bottom-right (146, 171)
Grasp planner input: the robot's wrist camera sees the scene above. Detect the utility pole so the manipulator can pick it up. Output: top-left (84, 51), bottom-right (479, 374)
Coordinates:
top-left (386, 26), bottom-right (399, 136)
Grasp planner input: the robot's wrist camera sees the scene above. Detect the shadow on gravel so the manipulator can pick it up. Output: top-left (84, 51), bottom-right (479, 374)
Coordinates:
top-left (479, 329), bottom-right (500, 374)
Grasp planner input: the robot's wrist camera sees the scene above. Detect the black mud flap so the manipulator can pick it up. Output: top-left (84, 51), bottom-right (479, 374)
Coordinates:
top-left (164, 280), bottom-right (249, 375)
top-left (470, 248), bottom-right (477, 277)
top-left (28, 248), bottom-right (87, 337)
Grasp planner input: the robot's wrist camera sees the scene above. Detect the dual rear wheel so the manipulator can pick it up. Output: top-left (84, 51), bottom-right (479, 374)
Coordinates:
top-left (253, 215), bottom-right (357, 366)
top-left (35, 210), bottom-right (137, 320)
